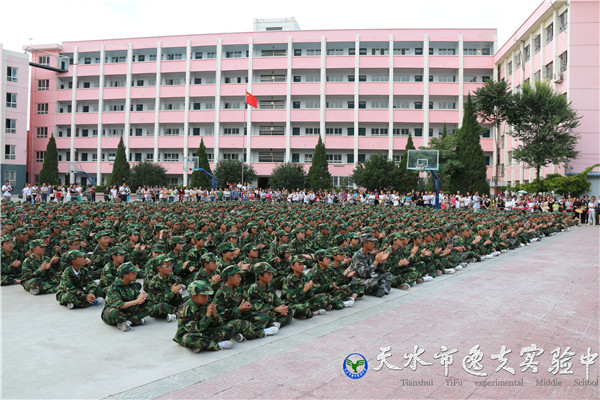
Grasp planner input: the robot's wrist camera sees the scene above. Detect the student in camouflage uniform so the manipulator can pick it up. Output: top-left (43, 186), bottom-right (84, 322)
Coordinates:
top-left (349, 233), bottom-right (392, 297)
top-left (307, 250), bottom-right (355, 309)
top-left (270, 243), bottom-right (292, 290)
top-left (56, 249), bottom-right (104, 309)
top-left (173, 280), bottom-right (249, 352)
top-left (246, 262), bottom-right (293, 328)
top-left (90, 230), bottom-right (112, 280)
top-left (281, 256), bottom-right (331, 319)
top-left (169, 236), bottom-right (195, 285)
top-left (329, 246), bottom-right (365, 299)
top-left (142, 245), bottom-right (166, 288)
top-left (147, 254), bottom-right (186, 322)
top-left (193, 252), bottom-right (221, 296)
top-left (21, 239), bottom-right (61, 295)
top-left (213, 265), bottom-right (277, 338)
top-left (1, 235), bottom-right (22, 285)
top-left (100, 247), bottom-right (127, 296)
top-left (382, 233), bottom-right (418, 289)
top-left (239, 243), bottom-right (263, 289)
top-left (185, 232), bottom-right (208, 270)
top-left (101, 262), bottom-right (150, 332)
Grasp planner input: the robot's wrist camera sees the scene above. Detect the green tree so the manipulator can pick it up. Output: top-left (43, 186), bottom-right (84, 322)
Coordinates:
top-left (128, 161), bottom-right (167, 188)
top-left (108, 136), bottom-right (130, 186)
top-left (507, 80), bottom-right (580, 181)
top-left (190, 139), bottom-right (212, 188)
top-left (428, 124), bottom-right (463, 192)
top-left (353, 153), bottom-right (400, 191)
top-left (454, 94), bottom-right (489, 194)
top-left (397, 134), bottom-right (419, 193)
top-left (214, 159), bottom-right (256, 188)
top-left (474, 79), bottom-right (513, 188)
top-left (270, 163), bottom-right (306, 190)
top-left (39, 134), bottom-right (59, 185)
top-left (307, 136), bottom-right (331, 190)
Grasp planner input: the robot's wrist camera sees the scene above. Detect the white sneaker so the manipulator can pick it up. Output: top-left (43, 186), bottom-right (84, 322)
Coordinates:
top-left (455, 265), bottom-right (463, 271)
top-left (263, 327), bottom-right (279, 336)
top-left (95, 297), bottom-right (105, 305)
top-left (520, 244), bottom-right (526, 247)
top-left (136, 318), bottom-right (146, 326)
top-left (233, 333), bottom-right (245, 343)
top-left (313, 309), bottom-right (327, 316)
top-left (67, 303), bottom-right (74, 309)
top-left (343, 300), bottom-right (354, 308)
top-left (117, 321), bottom-right (132, 332)
top-left (218, 340), bottom-right (234, 350)
top-left (501, 249), bottom-right (507, 253)
top-left (423, 276), bottom-right (433, 282)
top-left (30, 288), bottom-right (40, 295)
top-left (271, 321), bottom-right (281, 329)
top-left (445, 268), bottom-right (455, 274)
top-left (165, 313), bottom-right (177, 323)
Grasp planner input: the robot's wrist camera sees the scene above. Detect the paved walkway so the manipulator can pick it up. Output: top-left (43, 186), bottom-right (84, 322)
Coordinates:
top-left (2, 226), bottom-right (598, 399)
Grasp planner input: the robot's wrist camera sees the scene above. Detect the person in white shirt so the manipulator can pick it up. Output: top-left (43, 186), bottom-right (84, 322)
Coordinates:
top-left (472, 191), bottom-right (481, 211)
top-left (2, 180), bottom-right (12, 202)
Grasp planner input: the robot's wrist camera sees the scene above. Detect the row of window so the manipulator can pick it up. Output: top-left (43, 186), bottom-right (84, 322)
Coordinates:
top-left (506, 51), bottom-right (567, 78)
top-left (62, 43), bottom-right (495, 65)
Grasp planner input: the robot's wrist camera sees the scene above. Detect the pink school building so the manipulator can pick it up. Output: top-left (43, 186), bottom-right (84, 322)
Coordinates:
top-left (25, 0), bottom-right (599, 191)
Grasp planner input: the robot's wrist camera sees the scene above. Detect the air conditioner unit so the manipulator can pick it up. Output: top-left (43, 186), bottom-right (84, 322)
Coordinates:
top-left (553, 73), bottom-right (563, 83)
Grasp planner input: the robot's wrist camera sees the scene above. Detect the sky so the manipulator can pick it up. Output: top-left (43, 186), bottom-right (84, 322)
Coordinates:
top-left (2, 0), bottom-right (548, 53)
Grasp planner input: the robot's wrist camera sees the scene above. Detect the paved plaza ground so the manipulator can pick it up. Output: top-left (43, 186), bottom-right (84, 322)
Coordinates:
top-left (2, 225), bottom-right (599, 400)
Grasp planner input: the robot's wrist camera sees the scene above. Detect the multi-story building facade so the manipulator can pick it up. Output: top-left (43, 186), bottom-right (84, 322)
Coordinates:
top-left (495, 0), bottom-right (600, 194)
top-left (1, 45), bottom-right (29, 192)
top-left (26, 25), bottom-right (496, 188)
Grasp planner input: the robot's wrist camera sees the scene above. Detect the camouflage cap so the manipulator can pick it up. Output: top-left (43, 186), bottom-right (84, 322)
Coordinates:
top-left (223, 231), bottom-right (238, 240)
top-left (410, 231), bottom-right (423, 239)
top-left (200, 252), bottom-right (218, 264)
top-left (1, 234), bottom-right (14, 244)
top-left (24, 224), bottom-right (35, 230)
top-left (319, 224), bottom-right (329, 231)
top-left (314, 249), bottom-right (331, 260)
top-left (254, 262), bottom-right (275, 276)
top-left (221, 265), bottom-right (242, 279)
top-left (117, 262), bottom-right (140, 277)
top-left (218, 242), bottom-right (237, 253)
top-left (193, 232), bottom-right (208, 241)
top-left (359, 233), bottom-right (377, 244)
top-left (95, 230), bottom-right (111, 240)
top-left (30, 239), bottom-right (48, 248)
top-left (169, 236), bottom-right (185, 245)
top-left (109, 246), bottom-right (127, 256)
top-left (475, 225), bottom-right (485, 231)
top-left (279, 244), bottom-right (292, 254)
top-left (292, 227), bottom-right (306, 235)
top-left (13, 228), bottom-right (27, 235)
top-left (329, 246), bottom-right (344, 256)
top-left (288, 255), bottom-right (305, 265)
top-left (152, 244), bottom-right (166, 253)
top-left (347, 233), bottom-right (359, 240)
top-left (242, 243), bottom-right (258, 254)
top-left (390, 232), bottom-right (405, 241)
top-left (64, 249), bottom-right (86, 264)
top-left (188, 280), bottom-right (214, 296)
top-left (34, 230), bottom-right (51, 239)
top-left (155, 254), bottom-right (174, 267)
top-left (275, 230), bottom-right (288, 238)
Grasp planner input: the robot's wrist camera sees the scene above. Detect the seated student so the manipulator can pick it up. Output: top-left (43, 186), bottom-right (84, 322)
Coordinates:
top-left (348, 234), bottom-right (392, 297)
top-left (21, 239), bottom-right (61, 295)
top-left (246, 262), bottom-right (293, 328)
top-left (193, 253), bottom-right (221, 296)
top-left (100, 247), bottom-right (127, 296)
top-left (173, 281), bottom-right (248, 352)
top-left (213, 265), bottom-right (278, 339)
top-left (101, 262), bottom-right (150, 332)
top-left (281, 255), bottom-right (332, 319)
top-left (306, 250), bottom-right (355, 309)
top-left (147, 254), bottom-right (186, 323)
top-left (1, 235), bottom-right (22, 286)
top-left (329, 246), bottom-right (365, 298)
top-left (56, 249), bottom-right (104, 309)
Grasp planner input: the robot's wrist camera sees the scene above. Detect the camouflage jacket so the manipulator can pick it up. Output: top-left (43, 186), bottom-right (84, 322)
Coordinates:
top-left (281, 273), bottom-right (314, 304)
top-left (57, 266), bottom-right (96, 300)
top-left (193, 268), bottom-right (221, 296)
top-left (147, 274), bottom-right (184, 307)
top-left (21, 254), bottom-right (54, 281)
top-left (173, 298), bottom-right (223, 345)
top-left (306, 266), bottom-right (337, 294)
top-left (1, 249), bottom-right (22, 280)
top-left (350, 249), bottom-right (380, 282)
top-left (246, 282), bottom-right (284, 313)
top-left (105, 279), bottom-right (142, 309)
top-left (213, 284), bottom-right (248, 322)
top-left (100, 261), bottom-right (119, 289)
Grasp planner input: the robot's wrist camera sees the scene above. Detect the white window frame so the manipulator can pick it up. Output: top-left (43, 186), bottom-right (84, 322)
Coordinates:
top-left (36, 127), bottom-right (48, 138)
top-left (36, 151), bottom-right (45, 163)
top-left (5, 145), bottom-right (16, 160)
top-left (6, 119), bottom-right (17, 134)
top-left (6, 67), bottom-right (18, 82)
top-left (6, 93), bottom-right (17, 108)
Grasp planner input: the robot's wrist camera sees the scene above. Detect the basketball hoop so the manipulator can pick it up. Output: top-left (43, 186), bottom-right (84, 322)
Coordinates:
top-left (416, 164), bottom-right (426, 173)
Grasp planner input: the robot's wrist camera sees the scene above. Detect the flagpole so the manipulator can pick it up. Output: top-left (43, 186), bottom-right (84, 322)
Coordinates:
top-left (242, 91), bottom-right (247, 188)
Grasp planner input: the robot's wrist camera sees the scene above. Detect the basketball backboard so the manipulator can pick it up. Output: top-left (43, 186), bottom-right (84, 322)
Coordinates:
top-left (406, 150), bottom-right (439, 171)
top-left (183, 156), bottom-right (199, 171)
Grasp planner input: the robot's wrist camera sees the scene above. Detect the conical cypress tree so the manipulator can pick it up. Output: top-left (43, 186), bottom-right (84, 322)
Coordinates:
top-left (307, 136), bottom-right (331, 190)
top-left (397, 133), bottom-right (419, 193)
top-left (454, 94), bottom-right (489, 193)
top-left (109, 135), bottom-right (130, 186)
top-left (39, 134), bottom-right (59, 185)
top-left (191, 138), bottom-right (212, 188)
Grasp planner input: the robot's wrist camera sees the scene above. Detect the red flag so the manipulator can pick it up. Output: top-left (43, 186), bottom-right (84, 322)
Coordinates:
top-left (245, 90), bottom-right (257, 108)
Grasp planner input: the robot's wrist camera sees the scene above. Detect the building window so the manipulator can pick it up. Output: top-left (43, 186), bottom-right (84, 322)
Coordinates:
top-left (163, 153), bottom-right (180, 162)
top-left (393, 128), bottom-right (410, 136)
top-left (4, 145), bottom-right (16, 160)
top-left (524, 45), bottom-right (530, 62)
top-left (438, 102), bottom-right (456, 109)
top-left (224, 102), bottom-right (242, 109)
top-left (36, 151), bottom-right (45, 162)
top-left (437, 48), bottom-right (456, 55)
top-left (414, 102), bottom-right (423, 110)
top-left (292, 153), bottom-right (300, 162)
top-left (223, 153), bottom-right (239, 160)
top-left (306, 49), bottom-right (320, 56)
top-left (482, 129), bottom-right (491, 138)
top-left (357, 154), bottom-right (366, 163)
top-left (6, 93), bottom-right (17, 108)
top-left (38, 79), bottom-right (49, 91)
top-left (260, 75), bottom-right (286, 83)
top-left (326, 154), bottom-right (343, 164)
top-left (534, 35), bottom-right (541, 54)
top-left (371, 101), bottom-right (388, 109)
top-left (223, 128), bottom-right (240, 135)
top-left (347, 154), bottom-right (354, 164)
top-left (546, 23), bottom-right (554, 44)
top-left (292, 127), bottom-right (300, 136)
top-left (326, 101), bottom-right (343, 109)
top-left (6, 67), bottom-right (17, 82)
top-left (258, 126), bottom-right (284, 136)
top-left (394, 48), bottom-right (411, 55)
top-left (358, 128), bottom-right (366, 136)
top-left (544, 62), bottom-right (553, 79)
top-left (38, 56), bottom-right (50, 65)
top-left (534, 70), bottom-right (541, 81)
top-left (304, 154), bottom-right (313, 163)
top-left (325, 128), bottom-right (343, 136)
top-left (437, 75), bottom-right (456, 83)
top-left (5, 119), bottom-right (17, 134)
top-left (260, 49), bottom-right (286, 57)
top-left (36, 127), bottom-right (48, 138)
top-left (559, 11), bottom-right (568, 33)
top-left (559, 51), bottom-right (568, 73)
top-left (515, 53), bottom-right (521, 67)
top-left (4, 170), bottom-right (16, 186)
top-left (371, 128), bottom-right (388, 136)
top-left (35, 103), bottom-right (49, 114)
top-left (258, 151), bottom-right (285, 163)
top-left (414, 48), bottom-right (423, 55)
top-left (415, 75), bottom-right (423, 82)
top-left (305, 128), bottom-right (320, 135)
top-left (326, 75), bottom-right (343, 82)
top-left (414, 128), bottom-right (423, 137)
top-left (393, 101), bottom-right (410, 109)
top-left (507, 61), bottom-right (512, 76)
